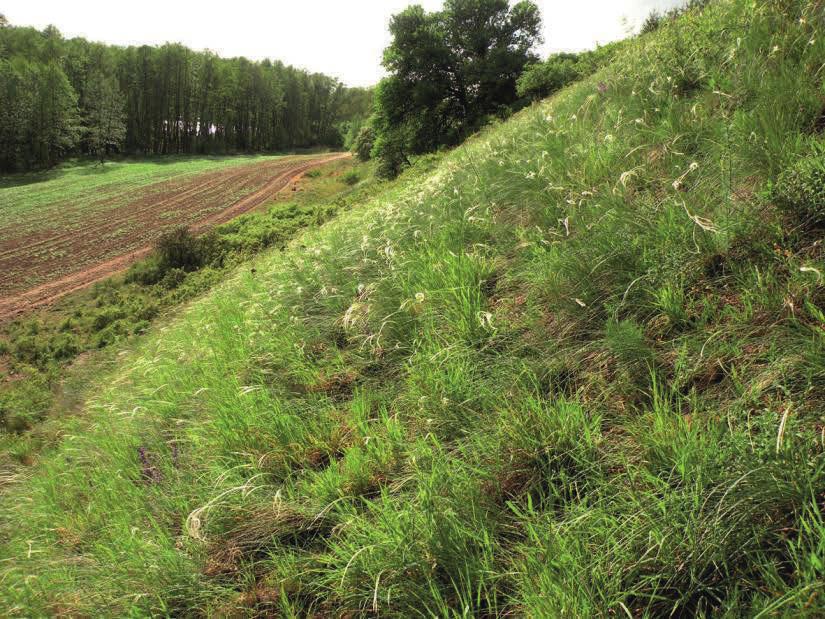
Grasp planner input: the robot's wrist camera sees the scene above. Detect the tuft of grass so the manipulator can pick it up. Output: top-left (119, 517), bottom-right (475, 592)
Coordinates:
top-left (772, 139), bottom-right (825, 226)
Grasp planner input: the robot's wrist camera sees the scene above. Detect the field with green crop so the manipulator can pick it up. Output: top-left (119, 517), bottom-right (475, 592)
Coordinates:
top-left (0, 155), bottom-right (281, 221)
top-left (2, 0), bottom-right (825, 616)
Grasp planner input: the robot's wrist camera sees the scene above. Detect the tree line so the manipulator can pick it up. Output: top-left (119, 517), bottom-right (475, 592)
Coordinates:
top-left (0, 17), bottom-right (371, 171)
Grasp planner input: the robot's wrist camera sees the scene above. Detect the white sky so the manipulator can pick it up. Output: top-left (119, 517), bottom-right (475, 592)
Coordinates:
top-left (2, 0), bottom-right (686, 87)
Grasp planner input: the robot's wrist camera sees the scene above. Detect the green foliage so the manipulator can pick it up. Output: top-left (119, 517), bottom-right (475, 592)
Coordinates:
top-left (641, 9), bottom-right (664, 34)
top-left (0, 26), bottom-right (363, 171)
top-left (5, 1), bottom-right (825, 616)
top-left (0, 369), bottom-right (51, 433)
top-left (517, 53), bottom-right (582, 100)
top-left (154, 227), bottom-right (206, 272)
top-left (517, 41), bottom-right (629, 100)
top-left (341, 170), bottom-right (360, 186)
top-left (124, 255), bottom-right (165, 286)
top-left (83, 70), bottom-right (126, 163)
top-left (352, 123), bottom-right (375, 161)
top-left (772, 142), bottom-right (825, 225)
top-left (123, 227), bottom-right (219, 285)
top-left (642, 1), bottom-right (713, 35)
top-left (0, 55), bottom-right (81, 170)
top-left (373, 0), bottom-right (542, 177)
top-left (337, 87), bottom-right (375, 151)
top-left (372, 123), bottom-right (411, 179)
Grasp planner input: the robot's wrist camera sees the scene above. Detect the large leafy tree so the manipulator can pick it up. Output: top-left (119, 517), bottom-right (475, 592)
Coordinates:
top-left (374, 0), bottom-right (542, 176)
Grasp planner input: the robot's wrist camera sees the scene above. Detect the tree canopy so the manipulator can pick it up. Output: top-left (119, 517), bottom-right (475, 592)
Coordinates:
top-left (0, 22), bottom-right (372, 171)
top-left (370, 0), bottom-right (542, 176)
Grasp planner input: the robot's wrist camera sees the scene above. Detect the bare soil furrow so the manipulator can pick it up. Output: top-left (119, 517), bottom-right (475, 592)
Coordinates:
top-left (0, 153), bottom-right (348, 321)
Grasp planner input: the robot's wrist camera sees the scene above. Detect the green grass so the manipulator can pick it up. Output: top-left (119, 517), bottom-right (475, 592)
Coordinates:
top-left (0, 158), bottom-right (375, 451)
top-left (2, 0), bottom-right (825, 616)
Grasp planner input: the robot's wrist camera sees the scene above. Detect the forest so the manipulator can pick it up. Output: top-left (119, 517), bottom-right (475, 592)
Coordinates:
top-left (0, 16), bottom-right (372, 171)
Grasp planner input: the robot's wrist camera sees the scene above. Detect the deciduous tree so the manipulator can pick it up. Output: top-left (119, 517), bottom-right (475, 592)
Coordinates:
top-left (374, 0), bottom-right (542, 176)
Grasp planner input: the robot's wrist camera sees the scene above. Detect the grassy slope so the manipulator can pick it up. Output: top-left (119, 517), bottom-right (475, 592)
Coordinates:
top-left (2, 1), bottom-right (825, 615)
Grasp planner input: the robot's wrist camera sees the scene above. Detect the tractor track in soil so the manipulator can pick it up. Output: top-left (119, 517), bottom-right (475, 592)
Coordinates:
top-left (0, 153), bottom-right (349, 322)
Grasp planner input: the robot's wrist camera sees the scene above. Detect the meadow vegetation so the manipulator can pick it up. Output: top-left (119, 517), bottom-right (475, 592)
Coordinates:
top-left (2, 0), bottom-right (825, 616)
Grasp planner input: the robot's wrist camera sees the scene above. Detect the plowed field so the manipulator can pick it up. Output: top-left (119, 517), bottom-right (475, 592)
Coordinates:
top-left (0, 153), bottom-right (348, 320)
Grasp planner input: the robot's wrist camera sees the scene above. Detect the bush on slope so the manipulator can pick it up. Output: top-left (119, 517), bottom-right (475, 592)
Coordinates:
top-left (2, 0), bottom-right (825, 616)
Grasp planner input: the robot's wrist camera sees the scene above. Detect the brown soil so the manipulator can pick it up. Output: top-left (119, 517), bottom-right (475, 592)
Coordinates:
top-left (0, 153), bottom-right (349, 322)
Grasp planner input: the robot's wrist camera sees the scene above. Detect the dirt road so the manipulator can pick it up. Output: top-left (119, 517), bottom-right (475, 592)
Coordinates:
top-left (0, 153), bottom-right (349, 321)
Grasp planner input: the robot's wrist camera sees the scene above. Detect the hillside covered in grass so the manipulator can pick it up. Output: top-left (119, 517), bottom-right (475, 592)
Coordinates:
top-left (2, 0), bottom-right (825, 615)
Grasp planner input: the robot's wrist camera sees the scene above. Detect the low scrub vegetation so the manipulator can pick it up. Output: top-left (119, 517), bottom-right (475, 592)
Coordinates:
top-left (3, 0), bottom-right (825, 616)
top-left (516, 41), bottom-right (627, 100)
top-left (0, 159), bottom-right (374, 438)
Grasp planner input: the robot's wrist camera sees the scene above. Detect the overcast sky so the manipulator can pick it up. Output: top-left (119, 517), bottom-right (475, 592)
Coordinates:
top-left (2, 0), bottom-right (686, 87)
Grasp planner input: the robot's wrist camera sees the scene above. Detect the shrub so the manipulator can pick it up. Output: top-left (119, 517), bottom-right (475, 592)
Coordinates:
top-left (91, 307), bottom-right (126, 331)
top-left (342, 170), bottom-right (360, 186)
top-left (516, 42), bottom-right (628, 101)
top-left (772, 147), bottom-right (825, 225)
top-left (125, 255), bottom-right (165, 285)
top-left (158, 267), bottom-right (187, 290)
top-left (517, 53), bottom-right (582, 100)
top-left (641, 1), bottom-right (713, 36)
top-left (195, 230), bottom-right (227, 267)
top-left (641, 10), bottom-right (663, 34)
top-left (353, 124), bottom-right (375, 162)
top-left (127, 228), bottom-right (223, 286)
top-left (373, 127), bottom-right (410, 179)
top-left (49, 333), bottom-right (80, 360)
top-left (12, 335), bottom-right (48, 366)
top-left (133, 302), bottom-right (159, 322)
top-left (155, 226), bottom-right (204, 272)
top-left (93, 320), bottom-right (129, 348)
